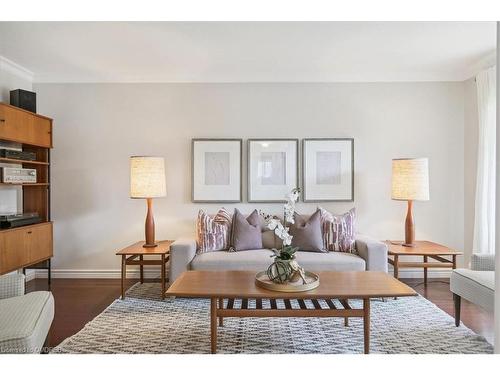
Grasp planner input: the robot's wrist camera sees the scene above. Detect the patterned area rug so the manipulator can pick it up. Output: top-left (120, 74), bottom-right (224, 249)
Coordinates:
top-left (53, 282), bottom-right (493, 354)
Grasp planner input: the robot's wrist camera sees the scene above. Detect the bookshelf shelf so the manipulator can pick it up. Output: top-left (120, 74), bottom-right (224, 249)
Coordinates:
top-left (0, 157), bottom-right (50, 166)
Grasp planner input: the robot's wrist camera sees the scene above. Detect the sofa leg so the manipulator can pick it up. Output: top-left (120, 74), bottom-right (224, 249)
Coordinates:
top-left (453, 293), bottom-right (461, 327)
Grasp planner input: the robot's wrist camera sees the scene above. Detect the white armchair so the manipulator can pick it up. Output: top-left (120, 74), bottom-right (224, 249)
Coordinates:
top-left (0, 273), bottom-right (55, 353)
top-left (450, 254), bottom-right (495, 327)
top-left (0, 273), bottom-right (26, 299)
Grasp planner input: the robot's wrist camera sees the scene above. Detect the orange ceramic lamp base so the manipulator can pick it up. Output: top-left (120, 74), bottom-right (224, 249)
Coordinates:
top-left (402, 200), bottom-right (415, 247)
top-left (143, 198), bottom-right (157, 248)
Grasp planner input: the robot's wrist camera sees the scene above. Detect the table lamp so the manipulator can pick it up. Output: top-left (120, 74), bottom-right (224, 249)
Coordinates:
top-left (391, 158), bottom-right (429, 247)
top-left (130, 156), bottom-right (166, 247)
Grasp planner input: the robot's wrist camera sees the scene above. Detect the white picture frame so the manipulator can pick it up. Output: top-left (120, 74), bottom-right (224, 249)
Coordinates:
top-left (192, 139), bottom-right (242, 202)
top-left (248, 139), bottom-right (299, 202)
top-left (302, 138), bottom-right (354, 202)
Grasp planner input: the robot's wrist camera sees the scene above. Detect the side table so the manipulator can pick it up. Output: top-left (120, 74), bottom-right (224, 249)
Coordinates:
top-left (384, 241), bottom-right (462, 286)
top-left (116, 240), bottom-right (174, 300)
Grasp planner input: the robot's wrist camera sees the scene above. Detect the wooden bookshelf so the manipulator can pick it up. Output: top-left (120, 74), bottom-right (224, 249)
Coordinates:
top-left (0, 102), bottom-right (53, 285)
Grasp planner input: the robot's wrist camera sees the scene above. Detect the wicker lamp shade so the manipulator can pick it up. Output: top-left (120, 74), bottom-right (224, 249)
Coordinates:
top-left (391, 158), bottom-right (429, 201)
top-left (130, 156), bottom-right (166, 248)
top-left (130, 156), bottom-right (166, 198)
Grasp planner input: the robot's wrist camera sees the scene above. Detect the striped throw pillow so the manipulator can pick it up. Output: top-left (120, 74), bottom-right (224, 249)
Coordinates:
top-left (319, 207), bottom-right (356, 253)
top-left (196, 208), bottom-right (232, 254)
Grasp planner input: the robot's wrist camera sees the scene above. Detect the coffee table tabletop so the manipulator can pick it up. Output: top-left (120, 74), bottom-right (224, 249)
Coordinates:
top-left (166, 270), bottom-right (417, 299)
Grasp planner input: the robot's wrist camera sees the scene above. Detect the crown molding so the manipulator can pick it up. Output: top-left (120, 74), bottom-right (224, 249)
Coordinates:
top-left (0, 55), bottom-right (34, 82)
top-left (462, 50), bottom-right (497, 80)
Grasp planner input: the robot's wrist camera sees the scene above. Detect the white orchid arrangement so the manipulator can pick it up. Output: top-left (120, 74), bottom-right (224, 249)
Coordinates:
top-left (261, 188), bottom-right (301, 259)
top-left (261, 188), bottom-right (308, 284)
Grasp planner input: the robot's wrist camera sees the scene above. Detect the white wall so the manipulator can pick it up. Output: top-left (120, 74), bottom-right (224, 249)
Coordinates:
top-left (32, 82), bottom-right (465, 278)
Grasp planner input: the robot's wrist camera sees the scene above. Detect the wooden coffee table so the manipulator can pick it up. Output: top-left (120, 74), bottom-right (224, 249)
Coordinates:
top-left (166, 270), bottom-right (416, 354)
top-left (116, 240), bottom-right (174, 300)
top-left (385, 241), bottom-right (462, 286)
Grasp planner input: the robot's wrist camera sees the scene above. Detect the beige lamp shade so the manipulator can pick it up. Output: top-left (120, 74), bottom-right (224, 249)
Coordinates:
top-left (130, 156), bottom-right (166, 198)
top-left (391, 158), bottom-right (429, 201)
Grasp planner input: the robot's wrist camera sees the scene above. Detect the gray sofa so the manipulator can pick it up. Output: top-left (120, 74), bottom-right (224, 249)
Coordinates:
top-left (450, 254), bottom-right (495, 327)
top-left (169, 234), bottom-right (388, 282)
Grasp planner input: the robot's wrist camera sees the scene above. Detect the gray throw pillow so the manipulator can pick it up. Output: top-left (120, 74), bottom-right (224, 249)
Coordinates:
top-left (289, 209), bottom-right (326, 252)
top-left (230, 209), bottom-right (263, 251)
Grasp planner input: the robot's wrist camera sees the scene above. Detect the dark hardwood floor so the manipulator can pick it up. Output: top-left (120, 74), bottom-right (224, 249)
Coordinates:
top-left (26, 277), bottom-right (495, 349)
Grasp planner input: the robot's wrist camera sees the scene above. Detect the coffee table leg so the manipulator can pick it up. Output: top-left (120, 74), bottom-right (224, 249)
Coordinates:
top-left (211, 297), bottom-right (217, 354)
top-left (161, 254), bottom-right (166, 300)
top-left (121, 255), bottom-right (126, 300)
top-left (363, 298), bottom-right (370, 354)
top-left (218, 298), bottom-right (224, 327)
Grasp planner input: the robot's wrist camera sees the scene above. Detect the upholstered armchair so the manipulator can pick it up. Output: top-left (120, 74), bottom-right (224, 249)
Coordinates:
top-left (0, 273), bottom-right (54, 353)
top-left (450, 254), bottom-right (495, 327)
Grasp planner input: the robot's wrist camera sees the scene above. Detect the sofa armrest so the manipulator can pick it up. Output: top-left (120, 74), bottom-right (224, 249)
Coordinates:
top-left (471, 254), bottom-right (495, 271)
top-left (169, 238), bottom-right (197, 283)
top-left (355, 235), bottom-right (388, 272)
top-left (0, 273), bottom-right (25, 299)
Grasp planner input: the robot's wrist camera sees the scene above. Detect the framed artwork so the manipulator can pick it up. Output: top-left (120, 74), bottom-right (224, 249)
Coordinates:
top-left (302, 138), bottom-right (354, 202)
top-left (192, 138), bottom-right (242, 202)
top-left (248, 139), bottom-right (299, 202)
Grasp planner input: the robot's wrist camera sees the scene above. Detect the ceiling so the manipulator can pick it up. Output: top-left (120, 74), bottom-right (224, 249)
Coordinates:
top-left (0, 22), bottom-right (496, 83)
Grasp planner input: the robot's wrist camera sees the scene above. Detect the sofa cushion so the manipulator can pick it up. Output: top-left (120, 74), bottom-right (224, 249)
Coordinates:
top-left (290, 210), bottom-right (325, 252)
top-left (191, 249), bottom-right (275, 271)
top-left (190, 249), bottom-right (366, 272)
top-left (450, 269), bottom-right (494, 312)
top-left (230, 209), bottom-right (263, 251)
top-left (294, 251), bottom-right (365, 271)
top-left (0, 291), bottom-right (54, 353)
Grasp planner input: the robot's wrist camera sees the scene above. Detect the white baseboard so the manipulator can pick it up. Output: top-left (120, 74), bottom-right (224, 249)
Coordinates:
top-left (32, 268), bottom-right (451, 279)
top-left (24, 269), bottom-right (37, 282)
top-left (34, 269), bottom-right (163, 279)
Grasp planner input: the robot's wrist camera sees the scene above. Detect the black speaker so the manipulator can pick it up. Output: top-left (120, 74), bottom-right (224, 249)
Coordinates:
top-left (10, 89), bottom-right (36, 113)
